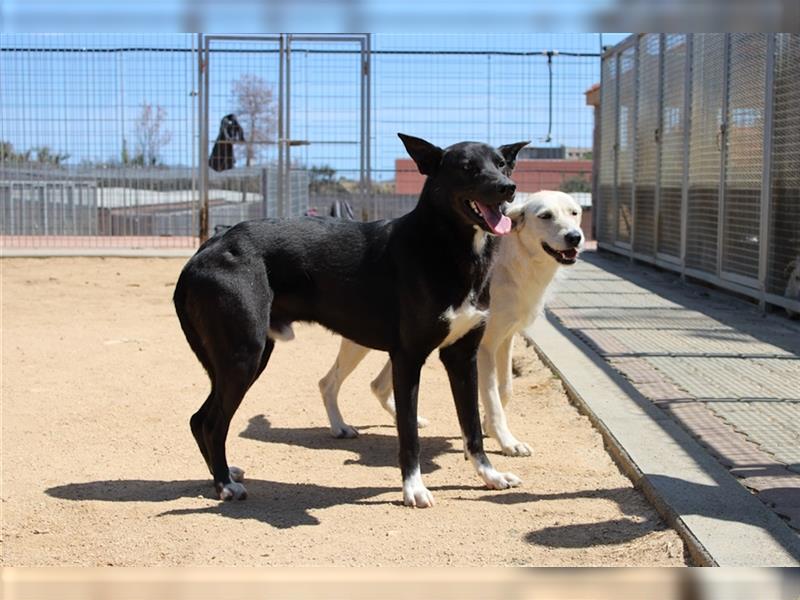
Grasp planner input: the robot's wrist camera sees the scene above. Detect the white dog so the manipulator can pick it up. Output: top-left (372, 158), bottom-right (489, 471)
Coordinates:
top-left (318, 190), bottom-right (584, 456)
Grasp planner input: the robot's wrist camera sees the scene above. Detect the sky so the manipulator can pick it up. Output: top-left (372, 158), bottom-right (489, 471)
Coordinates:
top-left (0, 33), bottom-right (629, 180)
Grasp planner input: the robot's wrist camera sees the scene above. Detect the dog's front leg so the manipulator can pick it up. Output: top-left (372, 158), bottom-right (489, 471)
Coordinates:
top-left (319, 338), bottom-right (371, 438)
top-left (479, 335), bottom-right (531, 457)
top-left (440, 328), bottom-right (522, 490)
top-left (391, 350), bottom-right (434, 508)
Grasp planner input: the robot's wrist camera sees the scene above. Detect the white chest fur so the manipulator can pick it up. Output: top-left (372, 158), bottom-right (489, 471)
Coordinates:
top-left (439, 293), bottom-right (488, 348)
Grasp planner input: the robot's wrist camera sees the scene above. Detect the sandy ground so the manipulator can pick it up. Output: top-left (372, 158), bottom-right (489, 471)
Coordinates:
top-left (1, 257), bottom-right (687, 566)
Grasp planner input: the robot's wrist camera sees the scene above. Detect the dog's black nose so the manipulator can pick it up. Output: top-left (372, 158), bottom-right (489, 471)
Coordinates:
top-left (499, 182), bottom-right (516, 197)
top-left (565, 230), bottom-right (583, 248)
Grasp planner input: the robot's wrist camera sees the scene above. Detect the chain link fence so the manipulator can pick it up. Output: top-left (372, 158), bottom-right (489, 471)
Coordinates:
top-left (596, 33), bottom-right (800, 315)
top-left (1, 33), bottom-right (607, 249)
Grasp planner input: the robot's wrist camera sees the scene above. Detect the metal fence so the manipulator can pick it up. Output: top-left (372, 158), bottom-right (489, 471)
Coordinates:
top-left (596, 33), bottom-right (800, 315)
top-left (1, 33), bottom-right (606, 249)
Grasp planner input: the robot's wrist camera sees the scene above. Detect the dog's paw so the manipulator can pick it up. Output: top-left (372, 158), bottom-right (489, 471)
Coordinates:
top-left (416, 415), bottom-right (430, 429)
top-left (402, 472), bottom-right (435, 508)
top-left (217, 481), bottom-right (248, 501)
top-left (330, 424), bottom-right (359, 439)
top-left (479, 468), bottom-right (522, 490)
top-left (403, 485), bottom-right (435, 508)
top-left (229, 466), bottom-right (245, 482)
top-left (500, 440), bottom-right (532, 457)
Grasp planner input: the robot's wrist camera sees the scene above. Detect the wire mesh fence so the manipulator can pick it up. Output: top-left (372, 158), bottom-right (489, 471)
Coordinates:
top-left (1, 33), bottom-right (609, 249)
top-left (596, 33), bottom-right (800, 315)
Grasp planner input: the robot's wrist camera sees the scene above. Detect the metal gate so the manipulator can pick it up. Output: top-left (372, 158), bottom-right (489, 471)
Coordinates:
top-left (198, 34), bottom-right (370, 240)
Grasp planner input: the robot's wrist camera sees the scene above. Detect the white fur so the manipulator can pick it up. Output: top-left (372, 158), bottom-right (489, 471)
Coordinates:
top-left (439, 293), bottom-right (488, 348)
top-left (320, 190), bottom-right (583, 458)
top-left (268, 324), bottom-right (295, 342)
top-left (473, 227), bottom-right (487, 254)
top-left (402, 467), bottom-right (435, 508)
top-left (218, 481), bottom-right (247, 501)
top-left (468, 453), bottom-right (522, 489)
top-left (478, 190), bottom-right (583, 455)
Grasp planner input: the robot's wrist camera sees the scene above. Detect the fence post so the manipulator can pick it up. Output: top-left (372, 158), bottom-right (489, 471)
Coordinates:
top-left (716, 34), bottom-right (731, 278)
top-left (680, 34), bottom-right (693, 279)
top-left (758, 33), bottom-right (776, 310)
top-left (198, 33), bottom-right (210, 242)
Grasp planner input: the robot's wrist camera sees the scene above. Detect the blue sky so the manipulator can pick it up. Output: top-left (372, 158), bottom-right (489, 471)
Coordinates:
top-left (0, 33), bottom-right (629, 180)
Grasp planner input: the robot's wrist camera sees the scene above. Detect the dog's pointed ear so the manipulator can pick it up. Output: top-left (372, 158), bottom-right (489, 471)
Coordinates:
top-left (498, 141), bottom-right (530, 172)
top-left (398, 133), bottom-right (443, 176)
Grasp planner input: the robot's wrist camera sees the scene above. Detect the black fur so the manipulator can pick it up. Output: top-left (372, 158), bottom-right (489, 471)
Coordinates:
top-left (175, 133), bottom-right (528, 501)
top-left (208, 114), bottom-right (245, 172)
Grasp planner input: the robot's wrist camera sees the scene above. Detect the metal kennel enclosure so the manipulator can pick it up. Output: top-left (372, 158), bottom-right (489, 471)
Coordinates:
top-left (596, 33), bottom-right (799, 314)
top-left (1, 33), bottom-right (606, 249)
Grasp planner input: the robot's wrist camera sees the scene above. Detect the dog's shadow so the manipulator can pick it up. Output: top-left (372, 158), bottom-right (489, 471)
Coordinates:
top-left (45, 478), bottom-right (396, 529)
top-left (472, 487), bottom-right (673, 550)
top-left (240, 414), bottom-right (458, 474)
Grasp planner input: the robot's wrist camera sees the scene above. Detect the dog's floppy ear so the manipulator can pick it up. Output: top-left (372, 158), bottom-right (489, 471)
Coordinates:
top-left (398, 133), bottom-right (443, 176)
top-left (498, 141), bottom-right (530, 172)
top-left (504, 199), bottom-right (527, 230)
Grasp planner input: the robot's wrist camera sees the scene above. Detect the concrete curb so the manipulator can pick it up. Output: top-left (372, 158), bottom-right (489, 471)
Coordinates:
top-left (528, 312), bottom-right (800, 567)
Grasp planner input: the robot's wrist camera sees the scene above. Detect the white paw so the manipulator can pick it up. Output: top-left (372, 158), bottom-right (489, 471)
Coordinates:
top-left (416, 415), bottom-right (430, 429)
top-left (479, 467), bottom-right (522, 490)
top-left (500, 440), bottom-right (532, 457)
top-left (402, 471), bottom-right (435, 508)
top-left (330, 424), bottom-right (359, 439)
top-left (217, 481), bottom-right (248, 501)
top-left (229, 466), bottom-right (245, 482)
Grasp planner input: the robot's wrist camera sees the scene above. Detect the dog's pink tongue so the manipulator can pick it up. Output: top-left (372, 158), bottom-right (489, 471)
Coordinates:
top-left (476, 202), bottom-right (512, 235)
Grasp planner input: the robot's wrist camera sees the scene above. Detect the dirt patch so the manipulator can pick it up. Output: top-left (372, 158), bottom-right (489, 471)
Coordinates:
top-left (1, 257), bottom-right (687, 566)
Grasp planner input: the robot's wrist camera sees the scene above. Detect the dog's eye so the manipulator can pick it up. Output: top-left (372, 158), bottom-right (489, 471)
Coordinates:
top-left (571, 210), bottom-right (579, 216)
top-left (496, 159), bottom-right (506, 168)
top-left (539, 212), bottom-right (553, 220)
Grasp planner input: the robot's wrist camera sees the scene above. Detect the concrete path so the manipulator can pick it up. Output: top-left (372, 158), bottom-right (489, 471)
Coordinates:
top-left (530, 249), bottom-right (800, 565)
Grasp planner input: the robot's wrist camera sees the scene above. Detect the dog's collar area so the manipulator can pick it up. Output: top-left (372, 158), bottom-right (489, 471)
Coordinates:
top-left (541, 241), bottom-right (578, 265)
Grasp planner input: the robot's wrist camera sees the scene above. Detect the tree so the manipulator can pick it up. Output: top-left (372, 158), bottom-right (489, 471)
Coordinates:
top-left (231, 75), bottom-right (277, 167)
top-left (309, 165), bottom-right (350, 196)
top-left (0, 141), bottom-right (68, 165)
top-left (32, 146), bottom-right (70, 165)
top-left (559, 174), bottom-right (591, 194)
top-left (134, 103), bottom-right (172, 166)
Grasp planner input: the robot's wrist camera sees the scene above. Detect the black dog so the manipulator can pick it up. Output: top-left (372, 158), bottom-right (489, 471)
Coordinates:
top-left (209, 114), bottom-right (245, 172)
top-left (174, 134), bottom-right (528, 506)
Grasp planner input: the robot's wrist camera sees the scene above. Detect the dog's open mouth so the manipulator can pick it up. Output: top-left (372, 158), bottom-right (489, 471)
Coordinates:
top-left (542, 241), bottom-right (579, 265)
top-left (466, 200), bottom-right (512, 235)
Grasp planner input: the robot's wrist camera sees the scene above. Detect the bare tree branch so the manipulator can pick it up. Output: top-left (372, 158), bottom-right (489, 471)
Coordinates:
top-left (231, 75), bottom-right (277, 167)
top-left (134, 103), bottom-right (172, 166)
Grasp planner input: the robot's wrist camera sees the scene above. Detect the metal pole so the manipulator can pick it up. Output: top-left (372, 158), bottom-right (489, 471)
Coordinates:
top-left (680, 34), bottom-right (693, 279)
top-left (613, 51), bottom-right (621, 245)
top-left (278, 34), bottom-right (285, 218)
top-left (365, 33), bottom-right (372, 221)
top-left (199, 34), bottom-right (210, 242)
top-left (758, 33), bottom-right (776, 310)
top-left (653, 34), bottom-right (664, 256)
top-left (285, 34), bottom-right (292, 218)
top-left (359, 36), bottom-right (366, 216)
top-left (716, 33), bottom-right (731, 278)
top-left (630, 37), bottom-right (640, 259)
